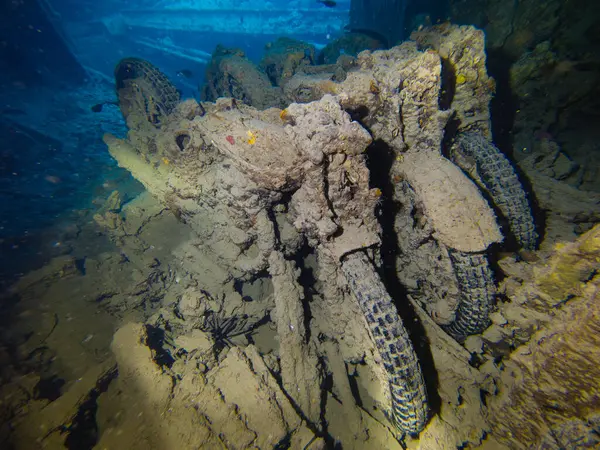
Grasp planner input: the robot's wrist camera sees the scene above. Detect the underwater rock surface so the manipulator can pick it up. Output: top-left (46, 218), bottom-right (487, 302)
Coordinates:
top-left (489, 226), bottom-right (600, 449)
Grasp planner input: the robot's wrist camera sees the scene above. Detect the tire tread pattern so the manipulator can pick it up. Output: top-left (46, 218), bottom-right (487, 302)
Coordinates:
top-left (341, 252), bottom-right (428, 435)
top-left (443, 251), bottom-right (496, 340)
top-left (456, 132), bottom-right (537, 250)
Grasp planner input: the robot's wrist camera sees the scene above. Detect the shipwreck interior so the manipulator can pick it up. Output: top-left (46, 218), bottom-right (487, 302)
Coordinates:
top-left (1, 0), bottom-right (600, 449)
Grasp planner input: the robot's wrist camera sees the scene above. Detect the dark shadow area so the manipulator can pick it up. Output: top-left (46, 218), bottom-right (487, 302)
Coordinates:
top-left (34, 375), bottom-right (66, 402)
top-left (63, 366), bottom-right (118, 450)
top-left (346, 105), bottom-right (371, 124)
top-left (438, 57), bottom-right (457, 112)
top-left (144, 324), bottom-right (175, 368)
top-left (486, 49), bottom-right (520, 160)
top-left (486, 49), bottom-right (547, 250)
top-left (364, 139), bottom-right (442, 418)
top-left (64, 395), bottom-right (99, 450)
top-left (319, 368), bottom-right (336, 444)
top-left (405, 0), bottom-right (451, 37)
top-left (346, 362), bottom-right (364, 408)
top-left (292, 242), bottom-right (319, 343)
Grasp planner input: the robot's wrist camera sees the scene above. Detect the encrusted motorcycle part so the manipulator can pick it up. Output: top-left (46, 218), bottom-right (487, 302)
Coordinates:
top-left (412, 24), bottom-right (495, 137)
top-left (453, 132), bottom-right (538, 250)
top-left (442, 251), bottom-right (496, 340)
top-left (413, 26), bottom-right (537, 249)
top-left (394, 151), bottom-right (502, 336)
top-left (260, 37), bottom-right (316, 87)
top-left (268, 251), bottom-right (322, 426)
top-left (202, 45), bottom-right (285, 110)
top-left (114, 57), bottom-right (180, 128)
top-left (278, 33), bottom-right (504, 339)
top-left (341, 251), bottom-right (428, 435)
top-left (105, 59), bottom-right (430, 436)
top-left (399, 151), bottom-right (503, 253)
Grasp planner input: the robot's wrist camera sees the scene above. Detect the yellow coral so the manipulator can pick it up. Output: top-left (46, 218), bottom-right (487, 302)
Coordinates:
top-left (247, 130), bottom-right (257, 145)
top-left (456, 74), bottom-right (467, 85)
top-left (369, 80), bottom-right (380, 94)
top-left (161, 157), bottom-right (170, 165)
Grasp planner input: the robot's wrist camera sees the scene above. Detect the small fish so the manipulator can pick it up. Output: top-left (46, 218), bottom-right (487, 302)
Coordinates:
top-left (317, 0), bottom-right (337, 7)
top-left (176, 69), bottom-right (193, 78)
top-left (44, 175), bottom-right (62, 184)
top-left (91, 101), bottom-right (118, 113)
